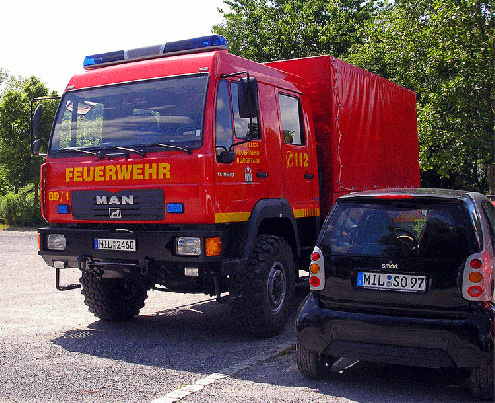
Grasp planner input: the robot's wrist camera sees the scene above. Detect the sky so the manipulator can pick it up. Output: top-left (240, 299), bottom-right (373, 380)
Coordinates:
top-left (1, 0), bottom-right (227, 93)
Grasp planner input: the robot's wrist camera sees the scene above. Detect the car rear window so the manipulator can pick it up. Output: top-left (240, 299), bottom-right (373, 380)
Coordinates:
top-left (320, 200), bottom-right (479, 260)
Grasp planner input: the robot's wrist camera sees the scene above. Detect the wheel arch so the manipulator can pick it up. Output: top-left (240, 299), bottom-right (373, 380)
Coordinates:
top-left (243, 198), bottom-right (300, 261)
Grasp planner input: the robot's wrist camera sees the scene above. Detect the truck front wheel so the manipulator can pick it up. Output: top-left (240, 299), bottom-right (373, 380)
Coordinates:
top-left (229, 235), bottom-right (295, 337)
top-left (80, 271), bottom-right (148, 321)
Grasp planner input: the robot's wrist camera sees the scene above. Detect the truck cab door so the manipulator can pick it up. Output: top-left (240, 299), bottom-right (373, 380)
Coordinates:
top-left (213, 79), bottom-right (268, 224)
top-left (277, 92), bottom-right (319, 244)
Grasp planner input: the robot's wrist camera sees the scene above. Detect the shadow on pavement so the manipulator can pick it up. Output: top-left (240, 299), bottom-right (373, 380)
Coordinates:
top-left (51, 287), bottom-right (307, 375)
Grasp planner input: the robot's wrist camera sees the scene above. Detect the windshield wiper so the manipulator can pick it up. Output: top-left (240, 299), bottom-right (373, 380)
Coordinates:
top-left (107, 146), bottom-right (146, 157)
top-left (147, 143), bottom-right (192, 154)
top-left (56, 148), bottom-right (104, 159)
top-left (95, 145), bottom-right (147, 160)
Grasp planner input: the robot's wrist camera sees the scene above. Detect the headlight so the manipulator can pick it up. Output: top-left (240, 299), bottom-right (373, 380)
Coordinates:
top-left (176, 237), bottom-right (201, 256)
top-left (47, 234), bottom-right (67, 251)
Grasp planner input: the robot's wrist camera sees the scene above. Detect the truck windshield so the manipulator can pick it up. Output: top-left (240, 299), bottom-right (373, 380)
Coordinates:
top-left (49, 74), bottom-right (208, 154)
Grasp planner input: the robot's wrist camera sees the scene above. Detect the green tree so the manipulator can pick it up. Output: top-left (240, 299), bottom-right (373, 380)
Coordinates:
top-left (0, 77), bottom-right (58, 193)
top-left (213, 0), bottom-right (383, 62)
top-left (0, 69), bottom-right (8, 88)
top-left (348, 0), bottom-right (495, 192)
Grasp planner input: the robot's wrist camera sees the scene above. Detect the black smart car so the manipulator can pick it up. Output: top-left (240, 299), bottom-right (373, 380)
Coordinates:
top-left (296, 189), bottom-right (494, 400)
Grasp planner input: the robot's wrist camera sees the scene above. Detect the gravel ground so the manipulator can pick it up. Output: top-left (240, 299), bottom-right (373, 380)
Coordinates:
top-left (0, 230), bottom-right (479, 403)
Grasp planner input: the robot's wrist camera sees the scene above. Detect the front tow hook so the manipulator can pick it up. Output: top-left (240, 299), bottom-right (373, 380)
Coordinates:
top-left (55, 267), bottom-right (81, 291)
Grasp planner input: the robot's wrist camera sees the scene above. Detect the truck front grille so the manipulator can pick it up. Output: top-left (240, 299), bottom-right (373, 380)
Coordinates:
top-left (71, 189), bottom-right (164, 221)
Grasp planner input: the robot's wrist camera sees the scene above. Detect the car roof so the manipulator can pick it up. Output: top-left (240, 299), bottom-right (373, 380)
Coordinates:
top-left (337, 188), bottom-right (487, 203)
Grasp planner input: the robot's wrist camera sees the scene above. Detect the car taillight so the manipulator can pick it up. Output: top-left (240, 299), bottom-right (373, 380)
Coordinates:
top-left (462, 252), bottom-right (493, 302)
top-left (470, 258), bottom-right (483, 269)
top-left (309, 246), bottom-right (325, 291)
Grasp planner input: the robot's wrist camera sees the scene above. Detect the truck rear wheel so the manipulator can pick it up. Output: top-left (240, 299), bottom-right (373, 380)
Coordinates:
top-left (80, 271), bottom-right (148, 321)
top-left (229, 235), bottom-right (295, 337)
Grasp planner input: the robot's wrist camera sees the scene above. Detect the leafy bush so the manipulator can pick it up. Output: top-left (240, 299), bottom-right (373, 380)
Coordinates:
top-left (0, 184), bottom-right (45, 227)
top-left (0, 166), bottom-right (12, 196)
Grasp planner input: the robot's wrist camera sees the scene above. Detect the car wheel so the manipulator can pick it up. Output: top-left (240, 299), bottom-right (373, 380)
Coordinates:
top-left (469, 356), bottom-right (494, 401)
top-left (296, 342), bottom-right (332, 379)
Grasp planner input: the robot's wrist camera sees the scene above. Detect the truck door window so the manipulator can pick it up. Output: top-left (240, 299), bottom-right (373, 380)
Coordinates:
top-left (231, 82), bottom-right (260, 139)
top-left (215, 80), bottom-right (234, 154)
top-left (278, 94), bottom-right (304, 145)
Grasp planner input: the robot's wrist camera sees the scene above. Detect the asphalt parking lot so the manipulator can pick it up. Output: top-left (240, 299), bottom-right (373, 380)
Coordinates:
top-left (0, 230), bottom-right (479, 402)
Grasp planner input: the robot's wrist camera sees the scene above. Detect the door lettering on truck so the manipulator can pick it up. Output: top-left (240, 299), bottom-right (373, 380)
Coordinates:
top-left (237, 157), bottom-right (260, 164)
top-left (65, 163), bottom-right (171, 183)
top-left (235, 142), bottom-right (261, 164)
top-left (237, 150), bottom-right (260, 156)
top-left (286, 151), bottom-right (309, 168)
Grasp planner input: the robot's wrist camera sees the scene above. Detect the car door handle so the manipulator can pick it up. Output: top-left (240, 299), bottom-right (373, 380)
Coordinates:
top-left (304, 174), bottom-right (314, 180)
top-left (256, 172), bottom-right (269, 178)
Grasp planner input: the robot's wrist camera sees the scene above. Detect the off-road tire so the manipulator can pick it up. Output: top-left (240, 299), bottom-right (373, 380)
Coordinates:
top-left (296, 342), bottom-right (332, 379)
top-left (469, 356), bottom-right (494, 401)
top-left (229, 235), bottom-right (295, 337)
top-left (80, 271), bottom-right (148, 321)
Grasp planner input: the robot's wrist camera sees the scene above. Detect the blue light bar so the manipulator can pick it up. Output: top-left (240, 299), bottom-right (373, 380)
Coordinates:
top-left (83, 35), bottom-right (228, 69)
top-left (83, 50), bottom-right (125, 69)
top-left (164, 35), bottom-right (228, 53)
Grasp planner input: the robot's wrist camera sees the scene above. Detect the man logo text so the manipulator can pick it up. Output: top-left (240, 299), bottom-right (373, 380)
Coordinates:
top-left (96, 195), bottom-right (134, 205)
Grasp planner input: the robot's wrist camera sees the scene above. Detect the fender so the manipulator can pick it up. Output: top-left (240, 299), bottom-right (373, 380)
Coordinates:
top-left (243, 198), bottom-right (300, 259)
top-left (221, 198), bottom-right (300, 274)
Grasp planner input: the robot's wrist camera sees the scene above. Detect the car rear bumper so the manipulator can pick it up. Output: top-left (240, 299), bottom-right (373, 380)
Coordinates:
top-left (296, 292), bottom-right (494, 368)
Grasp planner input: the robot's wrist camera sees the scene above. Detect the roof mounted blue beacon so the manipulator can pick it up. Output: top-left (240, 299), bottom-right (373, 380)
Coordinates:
top-left (83, 35), bottom-right (228, 69)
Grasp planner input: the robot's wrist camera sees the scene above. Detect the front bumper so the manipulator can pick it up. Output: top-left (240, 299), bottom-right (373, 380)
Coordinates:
top-left (38, 226), bottom-right (226, 269)
top-left (296, 292), bottom-right (494, 368)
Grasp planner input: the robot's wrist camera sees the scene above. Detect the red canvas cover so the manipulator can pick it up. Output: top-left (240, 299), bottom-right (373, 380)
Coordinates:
top-left (267, 56), bottom-right (420, 216)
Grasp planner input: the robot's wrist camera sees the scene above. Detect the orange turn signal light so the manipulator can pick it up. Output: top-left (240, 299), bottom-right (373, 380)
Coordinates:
top-left (310, 264), bottom-right (320, 274)
top-left (205, 237), bottom-right (222, 256)
top-left (469, 271), bottom-right (483, 283)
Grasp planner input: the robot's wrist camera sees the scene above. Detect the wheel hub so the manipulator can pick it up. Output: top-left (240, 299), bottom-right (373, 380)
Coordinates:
top-left (267, 262), bottom-right (287, 314)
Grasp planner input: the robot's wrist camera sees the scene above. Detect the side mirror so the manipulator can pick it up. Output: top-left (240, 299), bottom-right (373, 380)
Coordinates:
top-left (32, 139), bottom-right (42, 155)
top-left (32, 104), bottom-right (43, 139)
top-left (238, 76), bottom-right (259, 119)
top-left (217, 149), bottom-right (236, 164)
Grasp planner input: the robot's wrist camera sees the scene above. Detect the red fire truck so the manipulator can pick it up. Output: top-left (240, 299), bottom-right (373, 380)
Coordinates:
top-left (31, 35), bottom-right (420, 336)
